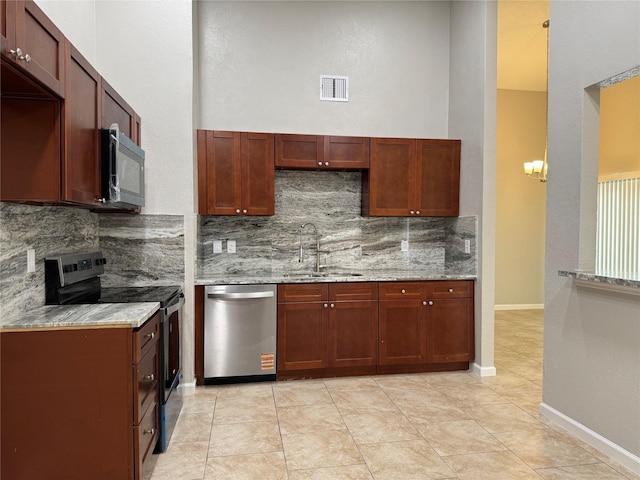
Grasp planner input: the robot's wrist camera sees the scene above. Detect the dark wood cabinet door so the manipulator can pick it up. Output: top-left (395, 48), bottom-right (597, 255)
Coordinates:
top-left (62, 40), bottom-right (101, 205)
top-left (202, 130), bottom-right (242, 215)
top-left (365, 138), bottom-right (416, 216)
top-left (329, 300), bottom-right (378, 368)
top-left (277, 302), bottom-right (329, 371)
top-left (241, 132), bottom-right (275, 215)
top-left (416, 139), bottom-right (460, 216)
top-left (275, 134), bottom-right (323, 169)
top-left (8, 0), bottom-right (65, 97)
top-left (101, 77), bottom-right (138, 143)
top-left (426, 297), bottom-right (474, 363)
top-left (379, 299), bottom-right (427, 365)
top-left (323, 136), bottom-right (370, 169)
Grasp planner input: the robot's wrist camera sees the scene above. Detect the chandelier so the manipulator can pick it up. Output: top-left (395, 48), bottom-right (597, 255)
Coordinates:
top-left (524, 19), bottom-right (549, 183)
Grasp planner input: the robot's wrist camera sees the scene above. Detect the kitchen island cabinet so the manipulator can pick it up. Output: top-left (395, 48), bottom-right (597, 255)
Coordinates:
top-left (363, 138), bottom-right (460, 217)
top-left (277, 282), bottom-right (378, 378)
top-left (1, 311), bottom-right (160, 480)
top-left (197, 130), bottom-right (275, 216)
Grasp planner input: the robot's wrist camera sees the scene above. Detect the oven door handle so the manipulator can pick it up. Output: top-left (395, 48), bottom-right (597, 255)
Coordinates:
top-left (164, 293), bottom-right (185, 316)
top-left (206, 291), bottom-right (274, 300)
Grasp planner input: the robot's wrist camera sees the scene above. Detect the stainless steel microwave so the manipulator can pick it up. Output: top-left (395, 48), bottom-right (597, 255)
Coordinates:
top-left (101, 124), bottom-right (145, 208)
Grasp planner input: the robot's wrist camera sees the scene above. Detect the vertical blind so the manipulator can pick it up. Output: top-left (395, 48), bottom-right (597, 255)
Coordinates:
top-left (596, 176), bottom-right (640, 277)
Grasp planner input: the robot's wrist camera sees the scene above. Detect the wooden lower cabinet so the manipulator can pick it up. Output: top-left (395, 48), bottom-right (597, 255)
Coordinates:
top-left (1, 312), bottom-right (160, 480)
top-left (277, 282), bottom-right (378, 378)
top-left (276, 280), bottom-right (474, 379)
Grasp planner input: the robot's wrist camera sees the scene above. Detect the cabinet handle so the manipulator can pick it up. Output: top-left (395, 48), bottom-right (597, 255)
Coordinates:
top-left (422, 301), bottom-right (427, 306)
top-left (448, 288), bottom-right (454, 293)
top-left (330, 303), bottom-right (335, 308)
top-left (143, 373), bottom-right (155, 381)
top-left (410, 211), bottom-right (415, 215)
top-left (9, 48), bottom-right (18, 57)
top-left (428, 300), bottom-right (434, 306)
top-left (401, 289), bottom-right (406, 294)
top-left (242, 209), bottom-right (248, 214)
top-left (22, 53), bottom-right (31, 63)
top-left (145, 331), bottom-right (155, 339)
top-left (323, 303), bottom-right (328, 308)
top-left (235, 209), bottom-right (241, 214)
top-left (143, 428), bottom-right (156, 435)
top-left (324, 162), bottom-right (329, 166)
top-left (318, 162), bottom-right (323, 166)
top-left (415, 210), bottom-right (420, 215)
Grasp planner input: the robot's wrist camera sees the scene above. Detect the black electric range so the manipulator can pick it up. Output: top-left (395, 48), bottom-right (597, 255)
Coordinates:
top-left (44, 251), bottom-right (183, 453)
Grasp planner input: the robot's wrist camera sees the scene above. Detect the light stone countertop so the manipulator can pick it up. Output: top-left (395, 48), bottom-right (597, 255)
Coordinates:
top-left (195, 270), bottom-right (477, 285)
top-left (559, 270), bottom-right (640, 296)
top-left (1, 302), bottom-right (161, 331)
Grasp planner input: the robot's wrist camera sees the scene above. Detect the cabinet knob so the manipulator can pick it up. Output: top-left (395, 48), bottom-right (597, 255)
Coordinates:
top-left (428, 300), bottom-right (434, 306)
top-left (323, 303), bottom-right (328, 308)
top-left (236, 209), bottom-right (241, 214)
top-left (401, 289), bottom-right (406, 294)
top-left (242, 209), bottom-right (248, 214)
top-left (448, 288), bottom-right (454, 293)
top-left (324, 162), bottom-right (329, 166)
top-left (144, 373), bottom-right (155, 381)
top-left (422, 301), bottom-right (427, 306)
top-left (410, 211), bottom-right (415, 215)
top-left (143, 428), bottom-right (156, 435)
top-left (145, 332), bottom-right (155, 339)
top-left (415, 210), bottom-right (420, 215)
top-left (22, 53), bottom-right (31, 63)
top-left (330, 303), bottom-right (335, 308)
top-left (318, 162), bottom-right (323, 166)
top-left (9, 48), bottom-right (18, 57)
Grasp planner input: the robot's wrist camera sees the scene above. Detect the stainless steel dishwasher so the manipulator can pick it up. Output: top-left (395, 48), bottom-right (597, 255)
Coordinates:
top-left (204, 284), bottom-right (277, 383)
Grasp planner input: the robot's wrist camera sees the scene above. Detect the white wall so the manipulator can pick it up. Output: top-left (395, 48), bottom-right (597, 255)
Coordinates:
top-left (198, 1), bottom-right (451, 138)
top-left (449, 0), bottom-right (497, 375)
top-left (543, 0), bottom-right (640, 468)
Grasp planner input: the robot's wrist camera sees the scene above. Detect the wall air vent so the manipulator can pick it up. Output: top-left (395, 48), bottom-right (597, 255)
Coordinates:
top-left (320, 75), bottom-right (349, 102)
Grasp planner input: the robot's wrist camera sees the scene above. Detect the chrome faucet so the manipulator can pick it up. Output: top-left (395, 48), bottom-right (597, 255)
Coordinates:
top-left (299, 223), bottom-right (327, 273)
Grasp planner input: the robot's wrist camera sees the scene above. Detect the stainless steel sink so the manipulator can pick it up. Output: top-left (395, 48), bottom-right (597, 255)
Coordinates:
top-left (282, 272), bottom-right (364, 278)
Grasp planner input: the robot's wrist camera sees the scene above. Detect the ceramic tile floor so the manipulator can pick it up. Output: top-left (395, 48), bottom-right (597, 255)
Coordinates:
top-left (146, 310), bottom-right (640, 480)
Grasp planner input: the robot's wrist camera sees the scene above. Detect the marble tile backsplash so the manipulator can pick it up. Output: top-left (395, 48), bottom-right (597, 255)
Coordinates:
top-left (198, 171), bottom-right (476, 277)
top-left (0, 203), bottom-right (99, 317)
top-left (99, 214), bottom-right (185, 287)
top-left (1, 202), bottom-right (185, 319)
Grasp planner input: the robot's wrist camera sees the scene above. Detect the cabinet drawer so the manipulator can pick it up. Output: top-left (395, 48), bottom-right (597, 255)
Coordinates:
top-left (278, 283), bottom-right (327, 303)
top-left (425, 281), bottom-right (473, 299)
top-left (133, 312), bottom-right (160, 362)
top-left (134, 401), bottom-right (158, 480)
top-left (329, 282), bottom-right (378, 301)
top-left (133, 343), bottom-right (159, 424)
top-left (379, 282), bottom-right (425, 300)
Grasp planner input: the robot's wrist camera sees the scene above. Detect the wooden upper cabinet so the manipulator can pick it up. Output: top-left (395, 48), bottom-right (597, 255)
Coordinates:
top-left (101, 77), bottom-right (140, 145)
top-left (363, 137), bottom-right (416, 216)
top-left (197, 130), bottom-right (275, 216)
top-left (363, 137), bottom-right (460, 217)
top-left (62, 39), bottom-right (101, 205)
top-left (416, 139), bottom-right (460, 216)
top-left (2, 0), bottom-right (65, 97)
top-left (276, 134), bottom-right (369, 170)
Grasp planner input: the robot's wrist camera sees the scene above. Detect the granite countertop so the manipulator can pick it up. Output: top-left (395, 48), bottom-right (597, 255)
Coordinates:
top-left (195, 270), bottom-right (477, 285)
top-left (559, 270), bottom-right (640, 293)
top-left (1, 302), bottom-right (161, 331)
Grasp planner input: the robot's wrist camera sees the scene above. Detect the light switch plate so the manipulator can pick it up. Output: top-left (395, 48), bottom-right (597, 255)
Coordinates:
top-left (213, 240), bottom-right (223, 254)
top-left (464, 239), bottom-right (471, 254)
top-left (27, 249), bottom-right (36, 273)
top-left (227, 240), bottom-right (236, 253)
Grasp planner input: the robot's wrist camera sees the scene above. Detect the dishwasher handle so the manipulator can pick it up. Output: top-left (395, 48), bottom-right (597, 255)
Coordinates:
top-left (206, 291), bottom-right (274, 300)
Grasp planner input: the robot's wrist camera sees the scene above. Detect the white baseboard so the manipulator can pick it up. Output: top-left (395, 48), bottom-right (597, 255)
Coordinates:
top-left (470, 362), bottom-right (497, 377)
top-left (178, 380), bottom-right (197, 395)
top-left (539, 402), bottom-right (640, 475)
top-left (494, 304), bottom-right (544, 310)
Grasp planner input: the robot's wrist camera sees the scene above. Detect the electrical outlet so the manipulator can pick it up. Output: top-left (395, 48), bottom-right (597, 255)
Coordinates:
top-left (464, 239), bottom-right (471, 254)
top-left (27, 249), bottom-right (36, 273)
top-left (401, 240), bottom-right (409, 252)
top-left (213, 240), bottom-right (223, 254)
top-left (227, 240), bottom-right (236, 253)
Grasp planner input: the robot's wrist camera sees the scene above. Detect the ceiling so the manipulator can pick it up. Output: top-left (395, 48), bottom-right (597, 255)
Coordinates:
top-left (497, 0), bottom-right (550, 92)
